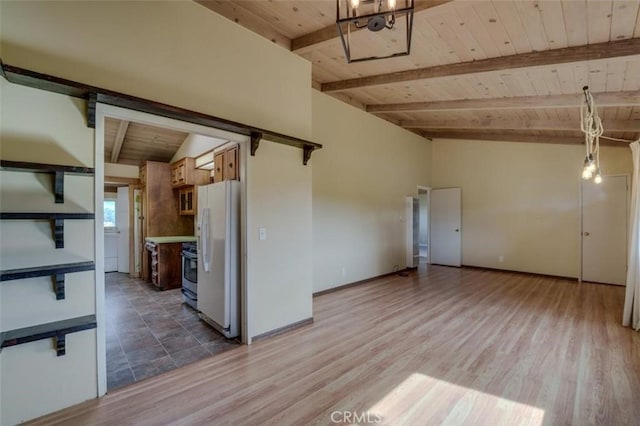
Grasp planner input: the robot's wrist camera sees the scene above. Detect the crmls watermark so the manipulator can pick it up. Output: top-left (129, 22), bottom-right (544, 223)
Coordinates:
top-left (330, 411), bottom-right (382, 424)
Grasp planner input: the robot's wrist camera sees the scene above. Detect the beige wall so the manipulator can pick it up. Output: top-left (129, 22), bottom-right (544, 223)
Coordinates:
top-left (432, 138), bottom-right (633, 277)
top-left (311, 91), bottom-right (432, 293)
top-left (0, 0), bottom-right (312, 140)
top-left (104, 162), bottom-right (139, 179)
top-left (246, 141), bottom-right (313, 338)
top-left (0, 82), bottom-right (97, 425)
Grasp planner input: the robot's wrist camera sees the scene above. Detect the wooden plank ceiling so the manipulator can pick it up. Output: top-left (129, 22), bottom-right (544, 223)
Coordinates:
top-left (196, 0), bottom-right (640, 145)
top-left (105, 118), bottom-right (189, 165)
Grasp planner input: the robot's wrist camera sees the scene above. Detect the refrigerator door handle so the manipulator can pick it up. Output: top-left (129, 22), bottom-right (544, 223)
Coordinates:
top-left (202, 207), bottom-right (211, 272)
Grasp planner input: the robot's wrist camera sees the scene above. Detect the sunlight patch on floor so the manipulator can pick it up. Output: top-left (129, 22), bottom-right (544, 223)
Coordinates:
top-left (364, 373), bottom-right (545, 425)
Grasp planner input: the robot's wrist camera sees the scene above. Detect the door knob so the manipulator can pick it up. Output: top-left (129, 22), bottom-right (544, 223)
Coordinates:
top-left (583, 231), bottom-right (590, 236)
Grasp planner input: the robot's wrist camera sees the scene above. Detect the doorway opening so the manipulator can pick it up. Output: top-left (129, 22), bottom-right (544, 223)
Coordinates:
top-left (417, 187), bottom-right (430, 266)
top-left (95, 105), bottom-right (249, 394)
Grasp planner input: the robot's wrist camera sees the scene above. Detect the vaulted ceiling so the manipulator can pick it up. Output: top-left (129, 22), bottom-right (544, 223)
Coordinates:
top-left (104, 118), bottom-right (189, 165)
top-left (196, 0), bottom-right (640, 145)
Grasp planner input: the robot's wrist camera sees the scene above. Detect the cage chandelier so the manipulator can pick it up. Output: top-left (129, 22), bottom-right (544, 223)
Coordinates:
top-left (336, 0), bottom-right (414, 63)
top-left (580, 86), bottom-right (604, 184)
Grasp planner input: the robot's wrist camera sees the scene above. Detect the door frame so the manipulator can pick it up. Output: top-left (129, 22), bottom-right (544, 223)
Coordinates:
top-left (417, 186), bottom-right (431, 265)
top-left (578, 173), bottom-right (630, 284)
top-left (94, 104), bottom-right (250, 396)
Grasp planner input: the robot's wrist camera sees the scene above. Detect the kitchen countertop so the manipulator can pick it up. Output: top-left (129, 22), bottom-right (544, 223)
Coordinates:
top-left (145, 236), bottom-right (196, 244)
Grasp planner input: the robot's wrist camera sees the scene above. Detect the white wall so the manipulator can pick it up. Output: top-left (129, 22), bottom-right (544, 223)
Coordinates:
top-left (246, 141), bottom-right (313, 339)
top-left (432, 138), bottom-right (633, 277)
top-left (0, 81), bottom-right (97, 425)
top-left (0, 0), bottom-right (311, 140)
top-left (311, 91), bottom-right (432, 293)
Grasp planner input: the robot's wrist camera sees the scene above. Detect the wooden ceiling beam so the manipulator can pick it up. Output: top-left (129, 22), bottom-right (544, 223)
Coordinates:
top-left (402, 119), bottom-right (639, 132)
top-left (322, 38), bottom-right (640, 92)
top-left (110, 120), bottom-right (130, 164)
top-left (423, 131), bottom-right (629, 147)
top-left (195, 0), bottom-right (291, 50)
top-left (291, 0), bottom-right (452, 53)
top-left (367, 90), bottom-right (640, 113)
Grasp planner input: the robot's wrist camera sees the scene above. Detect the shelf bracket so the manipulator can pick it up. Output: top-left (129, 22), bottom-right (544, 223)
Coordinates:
top-left (53, 171), bottom-right (64, 204)
top-left (53, 218), bottom-right (64, 249)
top-left (55, 333), bottom-right (66, 356)
top-left (303, 145), bottom-right (316, 166)
top-left (250, 131), bottom-right (262, 156)
top-left (87, 92), bottom-right (97, 129)
top-left (53, 274), bottom-right (66, 300)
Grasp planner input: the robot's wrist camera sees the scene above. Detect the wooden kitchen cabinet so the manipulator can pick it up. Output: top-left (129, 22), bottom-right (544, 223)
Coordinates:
top-left (179, 186), bottom-right (196, 215)
top-left (145, 241), bottom-right (182, 290)
top-left (139, 161), bottom-right (193, 281)
top-left (224, 145), bottom-right (239, 181)
top-left (213, 144), bottom-right (239, 183)
top-left (213, 151), bottom-right (224, 183)
top-left (171, 157), bottom-right (209, 188)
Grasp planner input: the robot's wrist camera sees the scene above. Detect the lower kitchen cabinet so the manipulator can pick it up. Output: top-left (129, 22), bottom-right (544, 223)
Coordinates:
top-left (145, 241), bottom-right (182, 290)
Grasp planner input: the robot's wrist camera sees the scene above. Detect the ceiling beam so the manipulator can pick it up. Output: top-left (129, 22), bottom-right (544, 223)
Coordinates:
top-left (291, 0), bottom-right (452, 53)
top-left (322, 38), bottom-right (640, 92)
top-left (422, 131), bottom-right (629, 147)
top-left (367, 90), bottom-right (640, 113)
top-left (401, 119), bottom-right (640, 132)
top-left (110, 120), bottom-right (130, 163)
top-left (195, 0), bottom-right (291, 50)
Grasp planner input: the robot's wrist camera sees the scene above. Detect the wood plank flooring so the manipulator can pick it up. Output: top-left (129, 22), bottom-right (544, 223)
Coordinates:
top-left (29, 266), bottom-right (640, 425)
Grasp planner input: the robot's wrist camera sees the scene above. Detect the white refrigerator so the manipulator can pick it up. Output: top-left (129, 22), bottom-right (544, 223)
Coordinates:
top-left (197, 180), bottom-right (240, 339)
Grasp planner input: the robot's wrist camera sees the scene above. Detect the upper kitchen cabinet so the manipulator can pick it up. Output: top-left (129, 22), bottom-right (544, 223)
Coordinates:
top-left (213, 144), bottom-right (239, 183)
top-left (171, 157), bottom-right (209, 188)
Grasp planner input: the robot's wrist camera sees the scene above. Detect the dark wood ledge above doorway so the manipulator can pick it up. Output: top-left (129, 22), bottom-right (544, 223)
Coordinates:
top-left (0, 60), bottom-right (322, 166)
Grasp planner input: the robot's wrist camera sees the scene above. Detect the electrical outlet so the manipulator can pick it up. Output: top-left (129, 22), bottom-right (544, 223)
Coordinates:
top-left (259, 228), bottom-right (267, 241)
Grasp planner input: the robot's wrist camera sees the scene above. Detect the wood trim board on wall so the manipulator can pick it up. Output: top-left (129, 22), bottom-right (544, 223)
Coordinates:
top-left (0, 61), bottom-right (323, 165)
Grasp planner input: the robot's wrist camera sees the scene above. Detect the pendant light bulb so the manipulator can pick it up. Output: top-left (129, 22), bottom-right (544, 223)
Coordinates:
top-left (350, 0), bottom-right (360, 10)
top-left (388, 0), bottom-right (397, 10)
top-left (581, 167), bottom-right (592, 180)
top-left (594, 169), bottom-right (603, 184)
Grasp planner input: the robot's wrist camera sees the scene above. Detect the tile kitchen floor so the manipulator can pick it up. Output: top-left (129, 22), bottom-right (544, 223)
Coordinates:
top-left (106, 272), bottom-right (239, 390)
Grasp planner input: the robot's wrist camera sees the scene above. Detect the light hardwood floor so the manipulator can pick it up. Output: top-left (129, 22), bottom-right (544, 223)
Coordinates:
top-left (30, 266), bottom-right (640, 425)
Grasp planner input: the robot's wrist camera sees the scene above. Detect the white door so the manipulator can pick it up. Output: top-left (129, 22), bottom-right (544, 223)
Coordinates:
top-left (582, 176), bottom-right (628, 285)
top-left (430, 188), bottom-right (461, 267)
top-left (116, 187), bottom-right (130, 273)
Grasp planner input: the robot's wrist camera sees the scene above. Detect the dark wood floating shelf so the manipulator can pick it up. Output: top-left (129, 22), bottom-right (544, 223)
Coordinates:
top-left (0, 315), bottom-right (97, 356)
top-left (1, 160), bottom-right (94, 204)
top-left (1, 61), bottom-right (323, 165)
top-left (1, 260), bottom-right (95, 300)
top-left (0, 213), bottom-right (95, 249)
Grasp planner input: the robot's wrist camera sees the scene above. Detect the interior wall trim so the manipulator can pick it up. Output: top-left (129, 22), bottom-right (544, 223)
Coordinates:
top-left (313, 268), bottom-right (413, 297)
top-left (251, 317), bottom-right (314, 342)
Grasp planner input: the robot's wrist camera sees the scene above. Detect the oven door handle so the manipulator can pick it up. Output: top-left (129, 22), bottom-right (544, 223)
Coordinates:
top-left (181, 251), bottom-right (198, 260)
